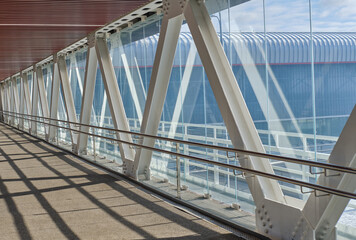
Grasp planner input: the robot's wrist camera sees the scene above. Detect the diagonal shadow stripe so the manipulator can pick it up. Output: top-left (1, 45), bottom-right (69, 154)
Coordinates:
top-left (0, 176), bottom-right (32, 240)
top-left (0, 125), bottom-right (157, 239)
top-left (0, 146), bottom-right (80, 239)
top-left (11, 123), bottom-right (226, 238)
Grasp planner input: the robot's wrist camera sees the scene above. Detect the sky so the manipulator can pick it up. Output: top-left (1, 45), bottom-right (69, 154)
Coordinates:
top-left (205, 0), bottom-right (356, 33)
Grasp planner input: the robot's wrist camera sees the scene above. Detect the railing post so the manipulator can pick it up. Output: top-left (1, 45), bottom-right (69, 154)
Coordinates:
top-left (56, 123), bottom-right (59, 145)
top-left (176, 143), bottom-right (181, 199)
top-left (92, 127), bottom-right (96, 162)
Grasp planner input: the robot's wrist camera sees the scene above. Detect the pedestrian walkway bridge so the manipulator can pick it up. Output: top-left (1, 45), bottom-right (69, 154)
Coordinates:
top-left (0, 123), bottom-right (246, 240)
top-left (0, 1), bottom-right (356, 239)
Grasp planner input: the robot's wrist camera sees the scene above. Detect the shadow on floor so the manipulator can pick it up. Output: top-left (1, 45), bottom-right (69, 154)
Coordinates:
top-left (0, 123), bottom-right (242, 240)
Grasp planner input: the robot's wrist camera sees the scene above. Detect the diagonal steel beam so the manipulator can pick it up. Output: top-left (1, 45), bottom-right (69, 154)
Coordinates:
top-left (30, 69), bottom-right (39, 134)
top-left (11, 77), bottom-right (20, 116)
top-left (95, 36), bottom-right (135, 164)
top-left (9, 78), bottom-right (16, 125)
top-left (302, 105), bottom-right (356, 240)
top-left (184, 0), bottom-right (285, 204)
top-left (77, 34), bottom-right (98, 155)
top-left (57, 55), bottom-right (79, 148)
top-left (48, 54), bottom-right (61, 142)
top-left (5, 81), bottom-right (11, 124)
top-left (19, 75), bottom-right (25, 129)
top-left (11, 77), bottom-right (20, 127)
top-left (133, 9), bottom-right (184, 179)
top-left (22, 72), bottom-right (32, 128)
top-left (36, 66), bottom-right (50, 136)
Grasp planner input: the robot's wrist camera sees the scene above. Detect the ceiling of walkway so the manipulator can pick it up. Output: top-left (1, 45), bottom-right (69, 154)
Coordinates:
top-left (0, 0), bottom-right (151, 81)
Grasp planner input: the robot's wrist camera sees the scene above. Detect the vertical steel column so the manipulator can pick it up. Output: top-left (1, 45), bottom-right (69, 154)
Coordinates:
top-left (48, 54), bottom-right (61, 142)
top-left (30, 69), bottom-right (39, 134)
top-left (95, 37), bottom-right (135, 165)
top-left (133, 4), bottom-right (184, 179)
top-left (36, 66), bottom-right (50, 136)
top-left (57, 55), bottom-right (79, 148)
top-left (77, 33), bottom-right (98, 155)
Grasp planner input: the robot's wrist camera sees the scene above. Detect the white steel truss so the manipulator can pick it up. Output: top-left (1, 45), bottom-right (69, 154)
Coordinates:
top-left (11, 77), bottom-right (20, 124)
top-left (0, 1), bottom-right (355, 239)
top-left (22, 72), bottom-right (32, 129)
top-left (31, 69), bottom-right (39, 134)
top-left (9, 79), bottom-right (15, 125)
top-left (11, 77), bottom-right (20, 122)
top-left (133, 12), bottom-right (185, 179)
top-left (48, 54), bottom-right (61, 142)
top-left (36, 66), bottom-right (50, 136)
top-left (302, 106), bottom-right (356, 239)
top-left (4, 81), bottom-right (11, 123)
top-left (57, 55), bottom-right (79, 149)
top-left (95, 37), bottom-right (135, 166)
top-left (77, 33), bottom-right (98, 155)
top-left (19, 76), bottom-right (25, 129)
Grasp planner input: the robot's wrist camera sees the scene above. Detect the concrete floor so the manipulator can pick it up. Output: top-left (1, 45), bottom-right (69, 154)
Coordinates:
top-left (0, 123), bottom-right (242, 240)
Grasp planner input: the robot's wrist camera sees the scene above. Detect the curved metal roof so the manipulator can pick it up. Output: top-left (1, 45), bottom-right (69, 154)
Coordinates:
top-left (131, 32), bottom-right (356, 66)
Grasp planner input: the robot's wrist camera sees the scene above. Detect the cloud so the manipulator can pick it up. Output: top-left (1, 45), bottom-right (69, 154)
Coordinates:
top-left (312, 0), bottom-right (356, 31)
top-left (197, 0), bottom-right (356, 33)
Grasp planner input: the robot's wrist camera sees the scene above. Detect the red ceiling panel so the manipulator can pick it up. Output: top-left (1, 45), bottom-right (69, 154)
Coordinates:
top-left (0, 0), bottom-right (151, 80)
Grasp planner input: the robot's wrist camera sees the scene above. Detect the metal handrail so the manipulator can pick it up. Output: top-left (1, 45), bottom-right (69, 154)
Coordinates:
top-left (2, 111), bottom-right (356, 199)
top-left (2, 110), bottom-right (355, 175)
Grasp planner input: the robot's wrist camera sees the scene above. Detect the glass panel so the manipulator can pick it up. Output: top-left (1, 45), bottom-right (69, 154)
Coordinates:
top-left (210, 0), bottom-right (266, 212)
top-left (86, 13), bottom-right (163, 170)
top-left (146, 1), bottom-right (256, 226)
top-left (27, 72), bottom-right (33, 102)
top-left (89, 67), bottom-right (119, 166)
top-left (37, 96), bottom-right (44, 136)
top-left (57, 82), bottom-right (70, 146)
top-left (264, 0), bottom-right (313, 199)
top-left (110, 15), bottom-right (161, 132)
top-left (67, 48), bottom-right (87, 120)
top-left (43, 64), bottom-right (53, 107)
top-left (9, 1), bottom-right (351, 238)
top-left (311, 1), bottom-right (356, 238)
top-left (16, 77), bottom-right (20, 105)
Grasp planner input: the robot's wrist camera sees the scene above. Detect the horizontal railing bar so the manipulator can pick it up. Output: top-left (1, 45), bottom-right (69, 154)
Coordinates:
top-left (2, 110), bottom-right (356, 175)
top-left (2, 111), bottom-right (356, 200)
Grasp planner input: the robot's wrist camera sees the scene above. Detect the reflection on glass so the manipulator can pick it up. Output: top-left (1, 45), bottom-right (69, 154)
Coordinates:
top-left (312, 0), bottom-right (356, 236)
top-left (29, 1), bottom-right (355, 238)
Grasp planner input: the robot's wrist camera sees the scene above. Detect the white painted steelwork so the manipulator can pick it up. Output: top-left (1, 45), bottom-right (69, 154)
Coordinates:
top-left (1, 1), bottom-right (355, 239)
